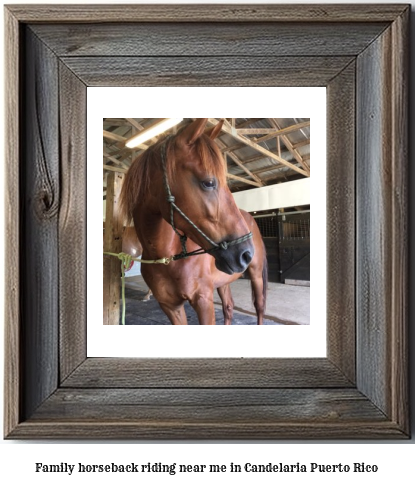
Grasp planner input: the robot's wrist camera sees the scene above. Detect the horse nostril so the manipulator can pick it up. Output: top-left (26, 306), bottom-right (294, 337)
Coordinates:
top-left (241, 250), bottom-right (253, 266)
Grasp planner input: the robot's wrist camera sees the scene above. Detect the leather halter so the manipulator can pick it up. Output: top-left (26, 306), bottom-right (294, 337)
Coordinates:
top-left (160, 136), bottom-right (253, 261)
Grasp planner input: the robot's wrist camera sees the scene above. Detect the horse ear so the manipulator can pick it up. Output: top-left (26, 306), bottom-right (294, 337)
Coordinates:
top-left (205, 120), bottom-right (224, 140)
top-left (177, 118), bottom-right (208, 146)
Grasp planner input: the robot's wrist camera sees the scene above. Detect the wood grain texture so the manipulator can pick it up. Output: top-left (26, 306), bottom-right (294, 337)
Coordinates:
top-left (7, 421), bottom-right (406, 441)
top-left (326, 62), bottom-right (356, 383)
top-left (357, 31), bottom-right (388, 413)
top-left (30, 22), bottom-right (388, 57)
top-left (20, 28), bottom-right (60, 420)
top-left (58, 63), bottom-right (87, 381)
top-left (31, 388), bottom-right (386, 423)
top-left (356, 10), bottom-right (408, 427)
top-left (4, 6), bottom-right (21, 438)
top-left (6, 4), bottom-right (409, 23)
top-left (389, 6), bottom-right (409, 435)
top-left (62, 358), bottom-right (352, 389)
top-left (61, 56), bottom-right (354, 87)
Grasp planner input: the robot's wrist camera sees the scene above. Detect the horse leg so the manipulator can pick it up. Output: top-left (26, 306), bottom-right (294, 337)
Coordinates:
top-left (217, 284), bottom-right (234, 325)
top-left (246, 260), bottom-right (267, 325)
top-left (189, 292), bottom-right (216, 325)
top-left (142, 289), bottom-right (152, 301)
top-left (158, 303), bottom-right (188, 325)
top-left (249, 276), bottom-right (265, 325)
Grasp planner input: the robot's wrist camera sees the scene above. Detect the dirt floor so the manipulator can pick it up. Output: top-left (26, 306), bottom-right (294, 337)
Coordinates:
top-left (124, 276), bottom-right (310, 325)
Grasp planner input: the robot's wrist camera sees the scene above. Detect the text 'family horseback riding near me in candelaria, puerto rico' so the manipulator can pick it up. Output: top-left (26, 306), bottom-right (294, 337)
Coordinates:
top-left (34, 461), bottom-right (379, 475)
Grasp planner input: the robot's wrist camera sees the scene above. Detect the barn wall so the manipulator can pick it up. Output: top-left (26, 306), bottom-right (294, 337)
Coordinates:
top-left (232, 179), bottom-right (310, 212)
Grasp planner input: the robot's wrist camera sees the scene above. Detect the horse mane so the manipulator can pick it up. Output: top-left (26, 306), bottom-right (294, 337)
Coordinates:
top-left (119, 139), bottom-right (164, 225)
top-left (119, 128), bottom-right (227, 225)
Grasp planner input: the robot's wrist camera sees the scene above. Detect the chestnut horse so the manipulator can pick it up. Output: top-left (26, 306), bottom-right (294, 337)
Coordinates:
top-left (120, 118), bottom-right (267, 325)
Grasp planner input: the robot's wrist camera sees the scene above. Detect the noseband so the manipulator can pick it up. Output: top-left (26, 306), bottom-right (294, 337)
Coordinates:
top-left (160, 136), bottom-right (253, 261)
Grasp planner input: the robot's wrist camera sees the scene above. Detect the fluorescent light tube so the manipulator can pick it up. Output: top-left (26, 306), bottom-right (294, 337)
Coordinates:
top-left (125, 118), bottom-right (183, 148)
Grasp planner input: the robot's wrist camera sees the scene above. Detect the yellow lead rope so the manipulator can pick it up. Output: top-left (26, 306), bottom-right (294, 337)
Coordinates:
top-left (103, 252), bottom-right (173, 325)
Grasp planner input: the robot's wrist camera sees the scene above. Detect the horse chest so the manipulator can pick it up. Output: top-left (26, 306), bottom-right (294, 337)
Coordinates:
top-left (142, 262), bottom-right (211, 301)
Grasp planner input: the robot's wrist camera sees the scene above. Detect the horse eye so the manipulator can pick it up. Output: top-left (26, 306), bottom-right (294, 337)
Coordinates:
top-left (201, 178), bottom-right (217, 190)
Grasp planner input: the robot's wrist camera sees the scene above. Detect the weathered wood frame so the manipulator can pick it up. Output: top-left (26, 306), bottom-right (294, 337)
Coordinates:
top-left (4, 4), bottom-right (409, 439)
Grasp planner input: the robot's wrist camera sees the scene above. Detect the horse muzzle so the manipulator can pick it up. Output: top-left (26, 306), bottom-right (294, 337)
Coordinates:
top-left (210, 239), bottom-right (255, 275)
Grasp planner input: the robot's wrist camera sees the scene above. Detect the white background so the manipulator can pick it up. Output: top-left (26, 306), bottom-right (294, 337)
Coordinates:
top-left (88, 87), bottom-right (326, 357)
top-left (1, 0), bottom-right (414, 485)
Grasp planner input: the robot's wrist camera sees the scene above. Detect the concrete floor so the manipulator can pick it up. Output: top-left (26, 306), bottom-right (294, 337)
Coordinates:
top-left (214, 279), bottom-right (309, 325)
top-left (125, 275), bottom-right (310, 325)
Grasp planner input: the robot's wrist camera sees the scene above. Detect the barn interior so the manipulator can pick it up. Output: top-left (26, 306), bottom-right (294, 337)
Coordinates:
top-left (103, 118), bottom-right (311, 325)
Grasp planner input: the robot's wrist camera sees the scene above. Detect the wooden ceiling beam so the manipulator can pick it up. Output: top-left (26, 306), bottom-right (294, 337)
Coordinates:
top-left (125, 118), bottom-right (144, 131)
top-left (103, 150), bottom-right (129, 170)
top-left (235, 151), bottom-right (290, 167)
top-left (260, 171), bottom-right (299, 183)
top-left (224, 150), bottom-right (264, 186)
top-left (292, 138), bottom-right (310, 149)
top-left (208, 118), bottom-right (309, 177)
top-left (283, 135), bottom-right (310, 174)
top-left (106, 146), bottom-right (135, 160)
top-left (270, 119), bottom-right (310, 176)
top-left (214, 138), bottom-right (264, 186)
top-left (226, 172), bottom-right (262, 188)
top-left (103, 130), bottom-right (126, 142)
top-left (220, 142), bottom-right (245, 154)
top-left (276, 136), bottom-right (281, 157)
top-left (250, 164), bottom-right (287, 176)
top-left (103, 118), bottom-right (130, 127)
top-left (103, 164), bottom-right (127, 174)
top-left (229, 169), bottom-right (300, 190)
top-left (249, 121), bottom-right (310, 142)
top-left (222, 141), bottom-right (306, 163)
top-left (235, 118), bottom-right (264, 129)
top-left (302, 159), bottom-right (311, 173)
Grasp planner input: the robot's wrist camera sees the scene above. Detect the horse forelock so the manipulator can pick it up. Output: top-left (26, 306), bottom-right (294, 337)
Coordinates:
top-left (167, 134), bottom-right (227, 188)
top-left (196, 135), bottom-right (227, 188)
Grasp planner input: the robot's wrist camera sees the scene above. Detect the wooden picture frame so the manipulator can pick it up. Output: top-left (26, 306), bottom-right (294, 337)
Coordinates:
top-left (4, 4), bottom-right (409, 439)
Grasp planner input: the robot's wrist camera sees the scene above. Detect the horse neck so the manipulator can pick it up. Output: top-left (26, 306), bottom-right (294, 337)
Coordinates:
top-left (133, 207), bottom-right (178, 259)
top-left (133, 201), bottom-right (202, 261)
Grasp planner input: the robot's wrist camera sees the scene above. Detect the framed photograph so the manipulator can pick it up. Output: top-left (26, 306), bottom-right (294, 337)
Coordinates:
top-left (4, 4), bottom-right (409, 439)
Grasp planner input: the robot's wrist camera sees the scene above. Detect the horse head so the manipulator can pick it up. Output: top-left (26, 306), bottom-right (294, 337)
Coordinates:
top-left (161, 118), bottom-right (255, 275)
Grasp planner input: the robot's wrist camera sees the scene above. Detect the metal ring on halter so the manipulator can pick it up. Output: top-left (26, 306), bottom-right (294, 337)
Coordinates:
top-left (160, 136), bottom-right (253, 260)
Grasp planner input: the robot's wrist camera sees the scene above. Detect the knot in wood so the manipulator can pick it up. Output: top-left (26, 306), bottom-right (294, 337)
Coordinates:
top-left (36, 188), bottom-right (59, 220)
